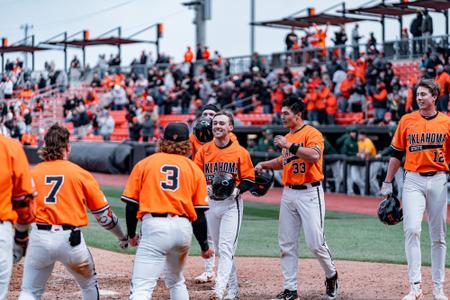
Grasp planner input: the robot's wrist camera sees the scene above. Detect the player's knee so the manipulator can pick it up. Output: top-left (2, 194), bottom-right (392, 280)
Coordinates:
top-left (404, 226), bottom-right (421, 238)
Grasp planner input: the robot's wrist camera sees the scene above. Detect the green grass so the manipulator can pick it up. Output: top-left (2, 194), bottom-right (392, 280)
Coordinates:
top-left (81, 186), bottom-right (450, 266)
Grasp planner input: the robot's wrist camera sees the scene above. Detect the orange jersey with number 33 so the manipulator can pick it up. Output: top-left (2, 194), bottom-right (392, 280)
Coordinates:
top-left (278, 125), bottom-right (324, 185)
top-left (391, 111), bottom-right (450, 172)
top-left (31, 160), bottom-right (109, 227)
top-left (122, 152), bottom-right (208, 222)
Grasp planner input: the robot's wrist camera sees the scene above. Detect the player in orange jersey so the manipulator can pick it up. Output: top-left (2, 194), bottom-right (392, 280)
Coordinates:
top-left (18, 124), bottom-right (127, 300)
top-left (255, 95), bottom-right (338, 300)
top-left (0, 135), bottom-right (35, 299)
top-left (381, 79), bottom-right (450, 300)
top-left (194, 111), bottom-right (255, 299)
top-left (122, 122), bottom-right (213, 299)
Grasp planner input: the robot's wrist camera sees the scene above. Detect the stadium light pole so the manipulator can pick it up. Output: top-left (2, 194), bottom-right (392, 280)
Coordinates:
top-left (250, 0), bottom-right (255, 55)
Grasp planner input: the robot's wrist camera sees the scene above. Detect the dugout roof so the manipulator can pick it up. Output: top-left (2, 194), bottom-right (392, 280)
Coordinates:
top-left (0, 45), bottom-right (50, 54)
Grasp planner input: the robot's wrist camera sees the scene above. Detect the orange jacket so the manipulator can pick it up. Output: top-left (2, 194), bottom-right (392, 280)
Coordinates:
top-left (304, 90), bottom-right (318, 111)
top-left (202, 49), bottom-right (211, 60)
top-left (436, 72), bottom-right (450, 96)
top-left (184, 49), bottom-right (194, 63)
top-left (348, 58), bottom-right (367, 82)
top-left (326, 95), bottom-right (337, 115)
top-left (316, 87), bottom-right (330, 110)
top-left (339, 78), bottom-right (356, 98)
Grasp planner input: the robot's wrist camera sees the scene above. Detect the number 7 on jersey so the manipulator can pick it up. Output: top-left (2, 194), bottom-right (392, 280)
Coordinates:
top-left (44, 175), bottom-right (64, 204)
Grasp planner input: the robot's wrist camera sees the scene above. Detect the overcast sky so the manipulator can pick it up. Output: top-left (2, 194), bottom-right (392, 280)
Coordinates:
top-left (1, 0), bottom-right (448, 69)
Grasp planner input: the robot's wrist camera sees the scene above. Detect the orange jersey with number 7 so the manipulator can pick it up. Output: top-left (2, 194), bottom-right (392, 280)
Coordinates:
top-left (391, 111), bottom-right (450, 172)
top-left (31, 160), bottom-right (109, 227)
top-left (278, 124), bottom-right (324, 185)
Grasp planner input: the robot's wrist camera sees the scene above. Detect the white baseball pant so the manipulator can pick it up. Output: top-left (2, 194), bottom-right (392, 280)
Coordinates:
top-left (129, 214), bottom-right (192, 300)
top-left (0, 221), bottom-right (13, 300)
top-left (279, 185), bottom-right (336, 291)
top-left (19, 224), bottom-right (99, 300)
top-left (402, 171), bottom-right (447, 287)
top-left (207, 196), bottom-right (243, 297)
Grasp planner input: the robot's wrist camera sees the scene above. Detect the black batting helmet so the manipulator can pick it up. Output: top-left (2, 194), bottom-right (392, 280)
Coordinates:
top-left (378, 195), bottom-right (403, 225)
top-left (193, 117), bottom-right (213, 143)
top-left (211, 172), bottom-right (235, 200)
top-left (250, 169), bottom-right (274, 197)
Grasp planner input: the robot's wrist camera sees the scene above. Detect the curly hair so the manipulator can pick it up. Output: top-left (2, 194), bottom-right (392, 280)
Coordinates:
top-left (38, 124), bottom-right (70, 161)
top-left (158, 138), bottom-right (191, 156)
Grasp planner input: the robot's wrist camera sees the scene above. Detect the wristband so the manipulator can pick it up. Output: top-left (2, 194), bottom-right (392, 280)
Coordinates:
top-left (289, 143), bottom-right (300, 155)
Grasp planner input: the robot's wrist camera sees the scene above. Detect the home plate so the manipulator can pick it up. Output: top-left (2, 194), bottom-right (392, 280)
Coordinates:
top-left (99, 289), bottom-right (119, 296)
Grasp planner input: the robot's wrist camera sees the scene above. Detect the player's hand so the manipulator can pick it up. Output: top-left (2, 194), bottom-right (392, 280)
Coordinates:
top-left (274, 135), bottom-right (289, 149)
top-left (380, 182), bottom-right (393, 197)
top-left (129, 234), bottom-right (140, 247)
top-left (201, 247), bottom-right (215, 259)
top-left (13, 229), bottom-right (29, 264)
top-left (254, 163), bottom-right (264, 173)
top-left (13, 242), bottom-right (25, 264)
top-left (118, 237), bottom-right (128, 249)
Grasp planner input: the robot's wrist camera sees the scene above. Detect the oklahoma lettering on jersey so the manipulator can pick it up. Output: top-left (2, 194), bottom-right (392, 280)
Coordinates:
top-left (31, 160), bottom-right (108, 227)
top-left (194, 140), bottom-right (255, 185)
top-left (0, 135), bottom-right (35, 223)
top-left (122, 152), bottom-right (208, 222)
top-left (278, 125), bottom-right (324, 185)
top-left (391, 111), bottom-right (450, 172)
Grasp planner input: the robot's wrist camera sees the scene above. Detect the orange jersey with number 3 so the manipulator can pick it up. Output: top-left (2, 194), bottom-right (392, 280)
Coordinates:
top-left (278, 125), bottom-right (324, 185)
top-left (122, 152), bottom-right (208, 222)
top-left (391, 111), bottom-right (450, 172)
top-left (190, 132), bottom-right (238, 159)
top-left (31, 160), bottom-right (109, 227)
top-left (194, 140), bottom-right (255, 185)
top-left (0, 136), bottom-right (35, 223)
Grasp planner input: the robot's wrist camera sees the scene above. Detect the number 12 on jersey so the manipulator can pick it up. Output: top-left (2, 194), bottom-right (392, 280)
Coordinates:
top-left (433, 150), bottom-right (444, 163)
top-left (44, 175), bottom-right (64, 204)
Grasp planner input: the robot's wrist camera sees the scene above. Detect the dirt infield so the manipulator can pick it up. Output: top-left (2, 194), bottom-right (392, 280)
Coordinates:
top-left (8, 247), bottom-right (450, 299)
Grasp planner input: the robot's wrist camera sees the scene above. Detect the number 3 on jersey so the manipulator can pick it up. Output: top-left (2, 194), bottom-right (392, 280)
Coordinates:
top-left (44, 175), bottom-right (64, 204)
top-left (160, 165), bottom-right (180, 191)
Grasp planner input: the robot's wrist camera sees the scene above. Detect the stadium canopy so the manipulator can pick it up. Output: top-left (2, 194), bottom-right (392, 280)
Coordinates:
top-left (40, 26), bottom-right (160, 71)
top-left (252, 2), bottom-right (373, 30)
top-left (393, 0), bottom-right (450, 35)
top-left (340, 1), bottom-right (418, 42)
top-left (1, 36), bottom-right (50, 73)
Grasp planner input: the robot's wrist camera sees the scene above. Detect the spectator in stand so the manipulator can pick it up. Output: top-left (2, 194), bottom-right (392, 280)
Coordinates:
top-left (400, 28), bottom-right (409, 56)
top-left (331, 24), bottom-right (347, 58)
top-left (337, 127), bottom-right (362, 195)
top-left (1, 76), bottom-right (13, 99)
top-left (435, 64), bottom-right (450, 112)
top-left (316, 82), bottom-right (329, 124)
top-left (91, 73), bottom-right (102, 88)
top-left (351, 24), bottom-right (363, 59)
top-left (141, 112), bottom-right (154, 142)
top-left (421, 9), bottom-right (433, 52)
top-left (326, 92), bottom-right (337, 125)
top-left (202, 46), bottom-right (211, 61)
top-left (139, 50), bottom-right (148, 65)
top-left (19, 84), bottom-right (33, 101)
top-left (366, 32), bottom-right (377, 54)
top-left (304, 84), bottom-right (319, 125)
top-left (332, 64), bottom-right (346, 96)
top-left (285, 28), bottom-right (299, 51)
top-left (184, 46), bottom-right (194, 63)
top-left (111, 84), bottom-right (127, 110)
top-left (128, 116), bottom-right (142, 141)
top-left (195, 43), bottom-right (203, 61)
top-left (98, 109), bottom-right (115, 141)
top-left (348, 77), bottom-right (366, 113)
top-left (339, 70), bottom-right (357, 112)
top-left (370, 81), bottom-right (388, 123)
top-left (410, 11), bottom-right (423, 55)
top-left (348, 56), bottom-right (367, 82)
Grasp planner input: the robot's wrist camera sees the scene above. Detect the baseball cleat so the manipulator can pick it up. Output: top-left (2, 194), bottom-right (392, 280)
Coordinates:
top-left (195, 271), bottom-right (215, 284)
top-left (325, 272), bottom-right (338, 299)
top-left (271, 289), bottom-right (299, 300)
top-left (433, 286), bottom-right (448, 300)
top-left (209, 290), bottom-right (224, 300)
top-left (224, 286), bottom-right (240, 299)
top-left (402, 283), bottom-right (423, 300)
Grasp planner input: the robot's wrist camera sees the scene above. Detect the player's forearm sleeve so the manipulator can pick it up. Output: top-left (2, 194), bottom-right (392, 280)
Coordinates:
top-left (192, 207), bottom-right (209, 252)
top-left (125, 202), bottom-right (139, 238)
top-left (237, 178), bottom-right (254, 194)
top-left (390, 146), bottom-right (405, 161)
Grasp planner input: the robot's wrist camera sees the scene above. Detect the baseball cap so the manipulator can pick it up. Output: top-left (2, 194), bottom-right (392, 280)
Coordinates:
top-left (202, 104), bottom-right (219, 113)
top-left (163, 123), bottom-right (189, 142)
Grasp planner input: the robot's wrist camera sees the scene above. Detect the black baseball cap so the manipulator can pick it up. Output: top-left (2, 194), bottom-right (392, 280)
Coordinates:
top-left (202, 104), bottom-right (219, 113)
top-left (163, 123), bottom-right (189, 142)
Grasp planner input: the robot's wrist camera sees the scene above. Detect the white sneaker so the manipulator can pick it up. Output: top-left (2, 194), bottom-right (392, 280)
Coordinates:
top-left (402, 283), bottom-right (423, 300)
top-left (433, 286), bottom-right (448, 300)
top-left (194, 271), bottom-right (215, 284)
top-left (224, 286), bottom-right (240, 299)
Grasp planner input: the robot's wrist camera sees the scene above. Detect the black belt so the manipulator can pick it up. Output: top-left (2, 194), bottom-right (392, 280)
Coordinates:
top-left (419, 172), bottom-right (437, 177)
top-left (288, 181), bottom-right (321, 190)
top-left (36, 224), bottom-right (76, 231)
top-left (151, 213), bottom-right (188, 219)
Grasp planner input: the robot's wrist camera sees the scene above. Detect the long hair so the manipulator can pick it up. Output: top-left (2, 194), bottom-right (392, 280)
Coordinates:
top-left (158, 139), bottom-right (191, 156)
top-left (38, 124), bottom-right (70, 161)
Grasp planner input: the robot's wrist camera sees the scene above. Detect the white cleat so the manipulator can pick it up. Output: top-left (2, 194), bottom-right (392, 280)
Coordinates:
top-left (402, 284), bottom-right (423, 300)
top-left (194, 271), bottom-right (215, 284)
top-left (433, 286), bottom-right (448, 300)
top-left (224, 286), bottom-right (240, 299)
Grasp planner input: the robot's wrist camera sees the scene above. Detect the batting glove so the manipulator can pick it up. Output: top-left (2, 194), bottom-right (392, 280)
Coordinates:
top-left (380, 182), bottom-right (393, 197)
top-left (129, 234), bottom-right (140, 247)
top-left (118, 237), bottom-right (128, 249)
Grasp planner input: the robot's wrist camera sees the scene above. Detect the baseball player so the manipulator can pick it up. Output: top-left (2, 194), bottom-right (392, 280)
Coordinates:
top-left (255, 95), bottom-right (338, 300)
top-left (0, 135), bottom-right (35, 300)
top-left (18, 124), bottom-right (128, 300)
top-left (381, 79), bottom-right (450, 300)
top-left (194, 111), bottom-right (255, 300)
top-left (122, 122), bottom-right (213, 299)
top-left (190, 104), bottom-right (238, 285)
